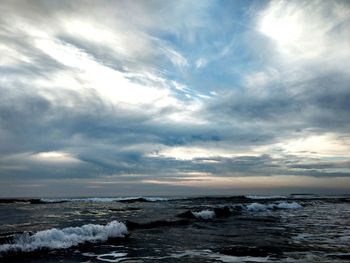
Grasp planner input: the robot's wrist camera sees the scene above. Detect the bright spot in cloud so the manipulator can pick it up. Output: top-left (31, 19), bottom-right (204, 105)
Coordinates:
top-left (34, 38), bottom-right (176, 107)
top-left (257, 1), bottom-right (350, 60)
top-left (30, 152), bottom-right (81, 163)
top-left (277, 134), bottom-right (350, 158)
top-left (150, 145), bottom-right (259, 160)
top-left (259, 7), bottom-right (302, 46)
top-left (143, 175), bottom-right (350, 189)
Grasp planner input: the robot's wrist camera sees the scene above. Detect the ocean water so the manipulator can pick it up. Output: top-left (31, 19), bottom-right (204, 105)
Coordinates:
top-left (0, 195), bottom-right (349, 262)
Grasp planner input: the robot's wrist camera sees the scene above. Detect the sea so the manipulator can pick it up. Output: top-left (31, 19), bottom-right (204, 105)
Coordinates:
top-left (0, 194), bottom-right (349, 262)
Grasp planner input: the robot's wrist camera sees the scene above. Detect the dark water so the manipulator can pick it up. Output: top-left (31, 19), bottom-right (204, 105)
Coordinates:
top-left (0, 195), bottom-right (349, 262)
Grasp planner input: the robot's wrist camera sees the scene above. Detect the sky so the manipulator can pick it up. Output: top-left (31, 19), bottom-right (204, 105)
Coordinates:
top-left (0, 0), bottom-right (350, 197)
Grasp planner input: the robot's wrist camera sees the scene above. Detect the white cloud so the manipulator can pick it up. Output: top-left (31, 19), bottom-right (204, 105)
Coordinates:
top-left (242, 0), bottom-right (350, 101)
top-left (0, 43), bottom-right (32, 66)
top-left (258, 0), bottom-right (350, 64)
top-left (0, 7), bottom-right (201, 123)
top-left (32, 38), bottom-right (170, 106)
top-left (62, 18), bottom-right (157, 61)
top-left (149, 144), bottom-right (263, 160)
top-left (195, 58), bottom-right (208, 69)
top-left (161, 46), bottom-right (189, 69)
top-left (142, 175), bottom-right (350, 189)
top-left (276, 133), bottom-right (350, 158)
top-left (30, 151), bottom-right (82, 164)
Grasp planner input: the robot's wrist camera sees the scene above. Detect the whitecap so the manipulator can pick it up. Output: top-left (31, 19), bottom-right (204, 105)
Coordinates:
top-left (192, 210), bottom-right (216, 220)
top-left (143, 197), bottom-right (169, 202)
top-left (245, 202), bottom-right (302, 212)
top-left (0, 221), bottom-right (127, 254)
top-left (274, 201), bottom-right (302, 209)
top-left (246, 203), bottom-right (269, 212)
top-left (40, 198), bottom-right (70, 203)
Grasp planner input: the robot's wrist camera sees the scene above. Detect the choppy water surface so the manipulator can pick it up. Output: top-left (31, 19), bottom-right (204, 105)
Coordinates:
top-left (0, 195), bottom-right (349, 262)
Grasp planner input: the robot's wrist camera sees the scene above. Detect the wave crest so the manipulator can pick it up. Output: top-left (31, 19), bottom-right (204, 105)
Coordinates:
top-left (40, 196), bottom-right (170, 203)
top-left (0, 221), bottom-right (127, 254)
top-left (246, 202), bottom-right (302, 212)
top-left (192, 210), bottom-right (216, 220)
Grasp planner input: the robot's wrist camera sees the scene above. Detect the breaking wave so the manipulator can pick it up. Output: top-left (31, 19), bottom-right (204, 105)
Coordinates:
top-left (246, 202), bottom-right (302, 212)
top-left (178, 202), bottom-right (302, 220)
top-left (192, 210), bottom-right (216, 220)
top-left (0, 221), bottom-right (127, 254)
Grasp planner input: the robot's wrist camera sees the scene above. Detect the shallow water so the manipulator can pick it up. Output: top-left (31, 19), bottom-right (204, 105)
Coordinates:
top-left (0, 195), bottom-right (349, 262)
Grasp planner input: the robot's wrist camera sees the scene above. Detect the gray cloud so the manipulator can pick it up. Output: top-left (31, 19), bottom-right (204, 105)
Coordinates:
top-left (0, 0), bottom-right (349, 196)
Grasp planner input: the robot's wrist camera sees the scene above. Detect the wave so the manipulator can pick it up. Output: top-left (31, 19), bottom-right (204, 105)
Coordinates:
top-left (0, 199), bottom-right (68, 204)
top-left (117, 197), bottom-right (170, 203)
top-left (0, 221), bottom-right (127, 255)
top-left (143, 197), bottom-right (170, 202)
top-left (125, 219), bottom-right (191, 230)
top-left (38, 198), bottom-right (69, 204)
top-left (178, 206), bottom-right (232, 220)
top-left (245, 195), bottom-right (287, 200)
top-left (168, 249), bottom-right (271, 262)
top-left (97, 252), bottom-right (129, 262)
top-left (177, 202), bottom-right (302, 220)
top-left (192, 210), bottom-right (216, 220)
top-left (180, 195), bottom-right (249, 202)
top-left (246, 202), bottom-right (302, 212)
top-left (39, 196), bottom-right (170, 203)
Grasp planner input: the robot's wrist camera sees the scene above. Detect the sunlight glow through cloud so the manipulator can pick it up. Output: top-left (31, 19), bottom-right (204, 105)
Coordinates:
top-left (30, 152), bottom-right (81, 163)
top-left (258, 1), bottom-right (350, 60)
top-left (277, 134), bottom-right (350, 158)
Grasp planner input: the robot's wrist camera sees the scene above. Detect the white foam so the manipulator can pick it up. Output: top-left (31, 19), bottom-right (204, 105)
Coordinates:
top-left (245, 202), bottom-right (302, 212)
top-left (143, 197), bottom-right (169, 202)
top-left (274, 201), bottom-right (302, 209)
top-left (85, 198), bottom-right (127, 202)
top-left (96, 252), bottom-right (128, 262)
top-left (192, 210), bottom-right (216, 219)
top-left (246, 203), bottom-right (269, 212)
top-left (0, 221), bottom-right (127, 254)
top-left (40, 198), bottom-right (70, 203)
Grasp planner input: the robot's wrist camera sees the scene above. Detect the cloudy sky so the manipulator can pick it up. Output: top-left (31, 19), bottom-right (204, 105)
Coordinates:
top-left (0, 0), bottom-right (350, 197)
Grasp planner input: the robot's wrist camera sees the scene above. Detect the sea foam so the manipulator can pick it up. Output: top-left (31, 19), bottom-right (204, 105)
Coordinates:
top-left (192, 210), bottom-right (216, 220)
top-left (245, 202), bottom-right (302, 212)
top-left (0, 221), bottom-right (127, 254)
